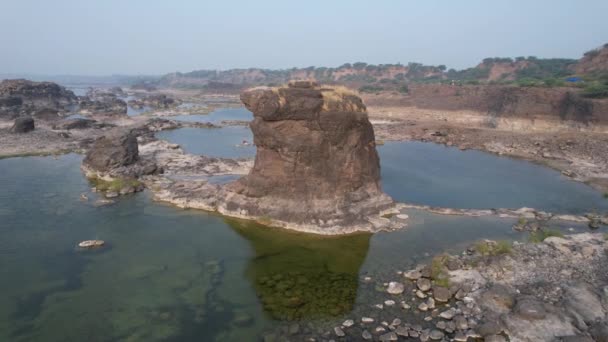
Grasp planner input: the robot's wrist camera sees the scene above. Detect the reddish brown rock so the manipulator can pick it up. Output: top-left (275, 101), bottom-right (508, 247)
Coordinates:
top-left (218, 82), bottom-right (396, 234)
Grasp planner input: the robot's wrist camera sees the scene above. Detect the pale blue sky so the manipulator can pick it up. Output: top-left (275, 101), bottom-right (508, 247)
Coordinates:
top-left (1, 0), bottom-right (607, 75)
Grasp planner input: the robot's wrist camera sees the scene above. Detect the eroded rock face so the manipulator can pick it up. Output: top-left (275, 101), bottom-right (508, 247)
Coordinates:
top-left (219, 81), bottom-right (395, 233)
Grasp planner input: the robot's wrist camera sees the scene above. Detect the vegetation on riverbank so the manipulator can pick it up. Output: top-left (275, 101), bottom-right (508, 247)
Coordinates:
top-left (89, 177), bottom-right (142, 192)
top-left (474, 240), bottom-right (512, 256)
top-left (529, 229), bottom-right (564, 243)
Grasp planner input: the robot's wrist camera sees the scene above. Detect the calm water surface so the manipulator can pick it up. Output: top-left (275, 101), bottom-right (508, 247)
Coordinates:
top-left (160, 108), bottom-right (608, 213)
top-left (1, 107), bottom-right (606, 341)
top-left (156, 126), bottom-right (255, 159)
top-left (171, 107), bottom-right (253, 124)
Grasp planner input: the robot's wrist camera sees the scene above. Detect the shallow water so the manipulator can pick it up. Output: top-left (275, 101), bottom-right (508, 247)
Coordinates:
top-left (159, 108), bottom-right (608, 213)
top-left (1, 109), bottom-right (606, 341)
top-left (0, 154), bottom-right (547, 342)
top-left (171, 107), bottom-right (253, 124)
top-left (380, 141), bottom-right (608, 213)
top-left (156, 126), bottom-right (255, 159)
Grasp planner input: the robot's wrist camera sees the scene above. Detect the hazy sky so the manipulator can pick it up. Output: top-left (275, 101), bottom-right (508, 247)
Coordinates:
top-left (1, 0), bottom-right (607, 76)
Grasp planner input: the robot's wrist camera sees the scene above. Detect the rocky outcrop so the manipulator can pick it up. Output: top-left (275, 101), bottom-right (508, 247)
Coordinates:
top-left (81, 129), bottom-right (157, 188)
top-left (10, 117), bottom-right (35, 133)
top-left (128, 94), bottom-right (181, 110)
top-left (83, 130), bottom-right (139, 172)
top-left (218, 82), bottom-right (398, 234)
top-left (79, 95), bottom-right (127, 115)
top-left (0, 79), bottom-right (77, 119)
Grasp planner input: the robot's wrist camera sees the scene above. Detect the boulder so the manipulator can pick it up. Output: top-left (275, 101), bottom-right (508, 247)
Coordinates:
top-left (82, 130), bottom-right (139, 172)
top-left (387, 281), bottom-right (405, 295)
top-left (218, 83), bottom-right (395, 233)
top-left (10, 117), bottom-right (35, 133)
top-left (432, 286), bottom-right (451, 302)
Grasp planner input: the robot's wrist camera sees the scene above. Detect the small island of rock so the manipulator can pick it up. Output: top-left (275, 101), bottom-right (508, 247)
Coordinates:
top-left (217, 81), bottom-right (399, 234)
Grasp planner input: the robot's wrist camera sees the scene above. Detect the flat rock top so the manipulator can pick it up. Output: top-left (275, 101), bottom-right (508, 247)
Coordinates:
top-left (241, 83), bottom-right (366, 121)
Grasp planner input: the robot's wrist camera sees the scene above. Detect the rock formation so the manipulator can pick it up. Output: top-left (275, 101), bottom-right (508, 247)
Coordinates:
top-left (218, 81), bottom-right (397, 234)
top-left (79, 90), bottom-right (128, 115)
top-left (10, 117), bottom-right (35, 133)
top-left (0, 79), bottom-right (77, 119)
top-left (82, 129), bottom-right (157, 184)
top-left (128, 94), bottom-right (181, 110)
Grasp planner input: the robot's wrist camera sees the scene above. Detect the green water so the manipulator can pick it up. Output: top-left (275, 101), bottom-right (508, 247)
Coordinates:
top-left (1, 128), bottom-right (605, 340)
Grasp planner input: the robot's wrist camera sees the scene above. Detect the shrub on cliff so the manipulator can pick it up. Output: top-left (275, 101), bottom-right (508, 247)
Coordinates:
top-left (358, 85), bottom-right (384, 93)
top-left (398, 85), bottom-right (409, 94)
top-left (581, 82), bottom-right (608, 98)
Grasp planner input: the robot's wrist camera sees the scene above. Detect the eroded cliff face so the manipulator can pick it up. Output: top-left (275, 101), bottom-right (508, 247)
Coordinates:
top-left (363, 84), bottom-right (608, 126)
top-left (218, 81), bottom-right (397, 234)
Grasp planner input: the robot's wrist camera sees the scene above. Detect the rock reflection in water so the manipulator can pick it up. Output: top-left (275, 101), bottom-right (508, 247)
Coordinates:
top-left (226, 218), bottom-right (370, 321)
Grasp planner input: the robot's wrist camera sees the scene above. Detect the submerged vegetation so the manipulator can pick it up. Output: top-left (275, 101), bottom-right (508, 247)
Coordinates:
top-left (89, 176), bottom-right (142, 192)
top-left (227, 218), bottom-right (371, 320)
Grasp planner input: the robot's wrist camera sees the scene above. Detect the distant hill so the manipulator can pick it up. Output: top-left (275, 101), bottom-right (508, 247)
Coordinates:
top-left (573, 44), bottom-right (608, 75)
top-left (157, 43), bottom-right (608, 96)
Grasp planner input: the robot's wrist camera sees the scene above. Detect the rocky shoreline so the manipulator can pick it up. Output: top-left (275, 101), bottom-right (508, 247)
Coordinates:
top-left (256, 232), bottom-right (608, 342)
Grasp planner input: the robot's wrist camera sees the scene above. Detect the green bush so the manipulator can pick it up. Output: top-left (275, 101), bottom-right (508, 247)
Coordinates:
top-left (90, 177), bottom-right (141, 192)
top-left (581, 82), bottom-right (608, 98)
top-left (430, 255), bottom-right (450, 287)
top-left (398, 85), bottom-right (409, 94)
top-left (474, 240), bottom-right (512, 256)
top-left (358, 85), bottom-right (384, 93)
top-left (529, 229), bottom-right (564, 243)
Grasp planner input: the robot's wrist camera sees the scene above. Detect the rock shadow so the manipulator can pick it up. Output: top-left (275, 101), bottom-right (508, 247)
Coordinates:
top-left (225, 218), bottom-right (371, 321)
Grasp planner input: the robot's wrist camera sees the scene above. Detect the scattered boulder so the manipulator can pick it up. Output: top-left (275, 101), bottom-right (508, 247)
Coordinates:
top-left (78, 239), bottom-right (105, 249)
top-left (433, 286), bottom-right (451, 302)
top-left (387, 281), bottom-right (405, 295)
top-left (10, 116), bottom-right (35, 133)
top-left (404, 269), bottom-right (422, 280)
top-left (417, 278), bottom-right (432, 292)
